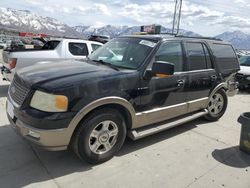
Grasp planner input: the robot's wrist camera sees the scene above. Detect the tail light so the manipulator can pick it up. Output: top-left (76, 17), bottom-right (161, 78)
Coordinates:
top-left (8, 58), bottom-right (17, 69)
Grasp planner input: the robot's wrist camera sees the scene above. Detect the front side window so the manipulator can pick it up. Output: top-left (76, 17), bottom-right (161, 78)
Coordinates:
top-left (69, 43), bottom-right (88, 56)
top-left (155, 42), bottom-right (183, 72)
top-left (186, 42), bottom-right (207, 71)
top-left (89, 38), bottom-right (156, 69)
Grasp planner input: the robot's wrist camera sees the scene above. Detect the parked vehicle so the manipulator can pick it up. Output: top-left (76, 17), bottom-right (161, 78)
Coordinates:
top-left (1, 39), bottom-right (102, 81)
top-left (0, 40), bottom-right (7, 49)
top-left (30, 38), bottom-right (45, 49)
top-left (236, 55), bottom-right (250, 90)
top-left (88, 35), bottom-right (110, 44)
top-left (7, 35), bottom-right (240, 164)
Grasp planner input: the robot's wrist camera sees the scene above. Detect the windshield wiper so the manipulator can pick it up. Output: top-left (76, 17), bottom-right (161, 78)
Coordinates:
top-left (92, 60), bottom-right (120, 71)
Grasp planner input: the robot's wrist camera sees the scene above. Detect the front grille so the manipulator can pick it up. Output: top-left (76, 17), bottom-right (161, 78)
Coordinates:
top-left (9, 75), bottom-right (30, 106)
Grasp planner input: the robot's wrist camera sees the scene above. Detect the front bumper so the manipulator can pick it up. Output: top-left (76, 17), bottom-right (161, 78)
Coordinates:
top-left (8, 114), bottom-right (71, 151)
top-left (1, 66), bottom-right (13, 81)
top-left (226, 81), bottom-right (239, 97)
top-left (236, 74), bottom-right (250, 88)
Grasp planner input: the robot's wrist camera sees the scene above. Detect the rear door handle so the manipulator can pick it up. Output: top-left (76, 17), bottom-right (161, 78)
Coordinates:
top-left (211, 75), bottom-right (217, 81)
top-left (177, 79), bottom-right (185, 87)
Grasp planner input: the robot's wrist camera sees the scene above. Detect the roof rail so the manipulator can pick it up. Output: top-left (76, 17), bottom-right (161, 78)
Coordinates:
top-left (154, 33), bottom-right (222, 41)
top-left (61, 36), bottom-right (85, 40)
top-left (175, 35), bottom-right (222, 41)
top-left (159, 32), bottom-right (176, 36)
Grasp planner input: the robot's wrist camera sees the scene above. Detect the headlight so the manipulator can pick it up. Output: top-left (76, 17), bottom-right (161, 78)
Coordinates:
top-left (247, 76), bottom-right (250, 81)
top-left (30, 90), bottom-right (68, 112)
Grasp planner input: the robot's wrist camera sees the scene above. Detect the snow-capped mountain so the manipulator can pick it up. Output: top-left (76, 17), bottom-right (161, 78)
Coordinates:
top-left (73, 25), bottom-right (131, 38)
top-left (0, 7), bottom-right (250, 49)
top-left (73, 25), bottom-right (201, 38)
top-left (215, 31), bottom-right (250, 50)
top-left (0, 7), bottom-right (80, 37)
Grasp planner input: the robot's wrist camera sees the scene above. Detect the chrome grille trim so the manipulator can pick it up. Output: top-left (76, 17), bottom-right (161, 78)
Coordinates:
top-left (9, 75), bottom-right (30, 107)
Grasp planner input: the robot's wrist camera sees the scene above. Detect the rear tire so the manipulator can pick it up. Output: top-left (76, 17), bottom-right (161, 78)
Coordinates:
top-left (72, 108), bottom-right (126, 164)
top-left (205, 89), bottom-right (228, 121)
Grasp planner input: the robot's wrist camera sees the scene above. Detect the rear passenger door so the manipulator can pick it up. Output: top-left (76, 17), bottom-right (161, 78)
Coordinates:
top-left (184, 42), bottom-right (218, 104)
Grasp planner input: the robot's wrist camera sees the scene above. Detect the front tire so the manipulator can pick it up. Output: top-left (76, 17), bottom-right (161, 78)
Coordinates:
top-left (73, 108), bottom-right (126, 164)
top-left (205, 89), bottom-right (228, 121)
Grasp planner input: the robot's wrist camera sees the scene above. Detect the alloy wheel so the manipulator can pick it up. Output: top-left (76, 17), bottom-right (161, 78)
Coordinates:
top-left (88, 120), bottom-right (119, 154)
top-left (208, 93), bottom-right (224, 116)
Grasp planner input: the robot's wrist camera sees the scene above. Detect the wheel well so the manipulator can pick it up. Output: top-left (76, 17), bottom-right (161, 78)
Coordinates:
top-left (209, 85), bottom-right (227, 98)
top-left (92, 104), bottom-right (133, 129)
top-left (69, 104), bottom-right (133, 148)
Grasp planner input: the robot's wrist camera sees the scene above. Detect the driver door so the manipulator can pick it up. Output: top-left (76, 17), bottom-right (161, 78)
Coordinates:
top-left (137, 41), bottom-right (189, 124)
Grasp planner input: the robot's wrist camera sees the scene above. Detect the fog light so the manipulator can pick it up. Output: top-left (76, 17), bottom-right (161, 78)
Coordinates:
top-left (28, 130), bottom-right (40, 139)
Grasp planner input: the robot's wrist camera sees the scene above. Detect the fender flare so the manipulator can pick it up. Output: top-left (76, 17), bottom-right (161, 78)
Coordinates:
top-left (209, 83), bottom-right (227, 98)
top-left (66, 97), bottom-right (136, 142)
top-left (206, 83), bottom-right (227, 106)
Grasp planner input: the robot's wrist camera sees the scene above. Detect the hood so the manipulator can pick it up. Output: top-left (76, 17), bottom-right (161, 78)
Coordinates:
top-left (239, 65), bottom-right (250, 75)
top-left (17, 59), bottom-right (122, 87)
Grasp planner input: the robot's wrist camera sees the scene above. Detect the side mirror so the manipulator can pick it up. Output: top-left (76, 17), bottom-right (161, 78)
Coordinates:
top-left (152, 61), bottom-right (174, 78)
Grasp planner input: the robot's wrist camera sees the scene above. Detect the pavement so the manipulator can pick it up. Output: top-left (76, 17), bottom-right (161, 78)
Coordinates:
top-left (0, 55), bottom-right (250, 187)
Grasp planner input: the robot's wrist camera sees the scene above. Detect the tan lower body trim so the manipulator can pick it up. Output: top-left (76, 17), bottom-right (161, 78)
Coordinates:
top-left (134, 97), bottom-right (208, 129)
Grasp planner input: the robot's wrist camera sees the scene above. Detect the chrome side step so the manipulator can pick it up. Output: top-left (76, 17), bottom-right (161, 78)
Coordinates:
top-left (128, 109), bottom-right (208, 140)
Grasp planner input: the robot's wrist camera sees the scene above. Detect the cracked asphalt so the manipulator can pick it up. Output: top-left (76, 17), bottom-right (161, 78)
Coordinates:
top-left (0, 53), bottom-right (249, 187)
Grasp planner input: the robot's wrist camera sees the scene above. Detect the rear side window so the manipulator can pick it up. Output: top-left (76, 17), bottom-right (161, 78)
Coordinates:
top-left (210, 43), bottom-right (239, 72)
top-left (186, 42), bottom-right (207, 71)
top-left (211, 44), bottom-right (236, 58)
top-left (69, 43), bottom-right (88, 56)
top-left (155, 42), bottom-right (183, 72)
top-left (42, 40), bottom-right (60, 50)
top-left (91, 44), bottom-right (102, 51)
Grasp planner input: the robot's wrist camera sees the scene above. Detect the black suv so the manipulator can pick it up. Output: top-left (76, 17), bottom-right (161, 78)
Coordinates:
top-left (7, 35), bottom-right (240, 164)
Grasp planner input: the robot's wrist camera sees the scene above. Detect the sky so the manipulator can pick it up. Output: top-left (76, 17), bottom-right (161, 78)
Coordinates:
top-left (0, 0), bottom-right (250, 36)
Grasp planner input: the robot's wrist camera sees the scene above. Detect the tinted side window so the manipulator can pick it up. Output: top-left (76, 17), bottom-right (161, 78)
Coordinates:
top-left (211, 44), bottom-right (236, 58)
top-left (210, 43), bottom-right (239, 72)
top-left (186, 42), bottom-right (206, 71)
top-left (155, 42), bottom-right (183, 72)
top-left (42, 40), bottom-right (60, 50)
top-left (91, 44), bottom-right (102, 51)
top-left (69, 43), bottom-right (88, 56)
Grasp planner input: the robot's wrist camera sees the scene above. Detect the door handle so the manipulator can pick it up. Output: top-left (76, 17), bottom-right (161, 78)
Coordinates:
top-left (211, 75), bottom-right (217, 81)
top-left (177, 79), bottom-right (185, 87)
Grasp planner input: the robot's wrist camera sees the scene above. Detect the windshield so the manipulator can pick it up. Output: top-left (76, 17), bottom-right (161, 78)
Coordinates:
top-left (239, 56), bottom-right (250, 66)
top-left (88, 38), bottom-right (157, 69)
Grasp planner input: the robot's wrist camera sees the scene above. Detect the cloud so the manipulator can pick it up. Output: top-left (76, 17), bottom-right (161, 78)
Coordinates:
top-left (118, 0), bottom-right (250, 34)
top-left (120, 2), bottom-right (175, 25)
top-left (74, 3), bottom-right (111, 16)
top-left (1, 0), bottom-right (250, 35)
top-left (213, 16), bottom-right (250, 28)
top-left (93, 21), bottom-right (106, 28)
top-left (25, 0), bottom-right (45, 5)
top-left (43, 6), bottom-right (54, 13)
top-left (119, 1), bottom-right (224, 27)
top-left (234, 0), bottom-right (246, 3)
